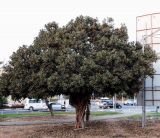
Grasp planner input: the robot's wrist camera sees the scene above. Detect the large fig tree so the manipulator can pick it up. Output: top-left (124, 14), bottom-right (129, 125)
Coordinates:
top-left (0, 16), bottom-right (157, 128)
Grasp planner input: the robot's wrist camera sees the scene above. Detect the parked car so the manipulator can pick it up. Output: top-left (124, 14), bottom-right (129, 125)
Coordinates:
top-left (100, 97), bottom-right (109, 102)
top-left (99, 100), bottom-right (122, 109)
top-left (50, 103), bottom-right (66, 111)
top-left (24, 98), bottom-right (48, 111)
top-left (99, 99), bottom-right (111, 108)
top-left (107, 101), bottom-right (122, 109)
top-left (124, 99), bottom-right (137, 106)
top-left (0, 102), bottom-right (11, 108)
top-left (10, 103), bottom-right (24, 108)
top-left (2, 102), bottom-right (24, 108)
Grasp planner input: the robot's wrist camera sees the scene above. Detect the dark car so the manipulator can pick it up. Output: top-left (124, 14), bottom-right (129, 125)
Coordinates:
top-left (107, 101), bottom-right (122, 109)
top-left (99, 100), bottom-right (122, 109)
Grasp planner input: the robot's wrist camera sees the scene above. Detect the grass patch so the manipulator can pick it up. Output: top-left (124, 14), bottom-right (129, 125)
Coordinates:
top-left (126, 112), bottom-right (160, 119)
top-left (91, 111), bottom-right (121, 116)
top-left (0, 111), bottom-right (75, 118)
top-left (126, 114), bottom-right (142, 119)
top-left (147, 112), bottom-right (160, 118)
top-left (0, 111), bottom-right (120, 118)
top-left (0, 112), bottom-right (51, 118)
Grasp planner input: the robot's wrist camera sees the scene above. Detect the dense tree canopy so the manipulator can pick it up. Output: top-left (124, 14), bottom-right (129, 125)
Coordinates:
top-left (0, 16), bottom-right (157, 128)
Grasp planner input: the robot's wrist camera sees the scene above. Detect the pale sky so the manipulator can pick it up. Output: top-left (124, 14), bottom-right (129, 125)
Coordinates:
top-left (0, 0), bottom-right (160, 63)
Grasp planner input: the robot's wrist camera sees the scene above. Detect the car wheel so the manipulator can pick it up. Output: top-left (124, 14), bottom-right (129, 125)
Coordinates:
top-left (29, 106), bottom-right (34, 111)
top-left (103, 106), bottom-right (106, 109)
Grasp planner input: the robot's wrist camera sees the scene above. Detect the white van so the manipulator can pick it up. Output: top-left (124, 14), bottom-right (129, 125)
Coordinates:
top-left (24, 98), bottom-right (48, 111)
top-left (100, 97), bottom-right (109, 102)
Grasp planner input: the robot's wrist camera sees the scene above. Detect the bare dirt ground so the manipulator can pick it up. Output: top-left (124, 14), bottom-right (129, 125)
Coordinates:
top-left (1, 119), bottom-right (160, 138)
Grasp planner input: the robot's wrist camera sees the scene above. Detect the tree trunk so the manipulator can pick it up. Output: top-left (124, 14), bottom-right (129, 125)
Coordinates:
top-left (45, 99), bottom-right (54, 116)
top-left (69, 91), bottom-right (91, 129)
top-left (85, 103), bottom-right (90, 122)
top-left (75, 104), bottom-right (86, 129)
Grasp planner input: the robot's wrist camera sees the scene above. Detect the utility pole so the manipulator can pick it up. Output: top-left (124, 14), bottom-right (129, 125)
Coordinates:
top-left (142, 35), bottom-right (146, 128)
top-left (122, 93), bottom-right (124, 105)
top-left (115, 94), bottom-right (117, 109)
top-left (113, 94), bottom-right (117, 109)
top-left (142, 75), bottom-right (146, 128)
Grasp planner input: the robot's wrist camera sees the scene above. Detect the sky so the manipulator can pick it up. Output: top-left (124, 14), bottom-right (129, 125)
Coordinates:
top-left (0, 0), bottom-right (160, 63)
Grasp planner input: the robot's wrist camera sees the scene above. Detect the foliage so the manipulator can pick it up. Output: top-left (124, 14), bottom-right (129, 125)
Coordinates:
top-left (0, 97), bottom-right (7, 108)
top-left (0, 16), bottom-right (157, 128)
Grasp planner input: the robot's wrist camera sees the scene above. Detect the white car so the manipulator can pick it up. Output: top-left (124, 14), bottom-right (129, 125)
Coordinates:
top-left (24, 98), bottom-right (48, 111)
top-left (50, 103), bottom-right (66, 111)
top-left (124, 99), bottom-right (137, 106)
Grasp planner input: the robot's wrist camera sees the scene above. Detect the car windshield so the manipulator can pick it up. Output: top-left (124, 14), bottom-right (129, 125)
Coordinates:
top-left (101, 99), bottom-right (112, 102)
top-left (108, 101), bottom-right (113, 104)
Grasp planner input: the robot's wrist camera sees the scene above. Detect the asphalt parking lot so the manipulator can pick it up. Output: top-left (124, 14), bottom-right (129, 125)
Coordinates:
top-left (0, 104), bottom-right (158, 115)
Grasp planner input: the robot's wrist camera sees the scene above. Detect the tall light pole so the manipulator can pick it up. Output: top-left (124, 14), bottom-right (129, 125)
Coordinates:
top-left (142, 36), bottom-right (146, 128)
top-left (136, 16), bottom-right (145, 128)
top-left (142, 55), bottom-right (146, 128)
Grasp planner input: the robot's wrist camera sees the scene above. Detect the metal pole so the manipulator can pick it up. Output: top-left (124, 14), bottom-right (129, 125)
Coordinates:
top-left (113, 96), bottom-right (115, 110)
top-left (115, 94), bottom-right (116, 109)
top-left (142, 76), bottom-right (146, 128)
top-left (152, 76), bottom-right (154, 106)
top-left (122, 93), bottom-right (124, 105)
top-left (136, 16), bottom-right (146, 128)
top-left (142, 25), bottom-right (147, 127)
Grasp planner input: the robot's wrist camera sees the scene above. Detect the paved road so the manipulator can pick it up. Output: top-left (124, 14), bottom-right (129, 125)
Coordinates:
top-left (0, 109), bottom-right (35, 115)
top-left (0, 105), bottom-right (157, 115)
